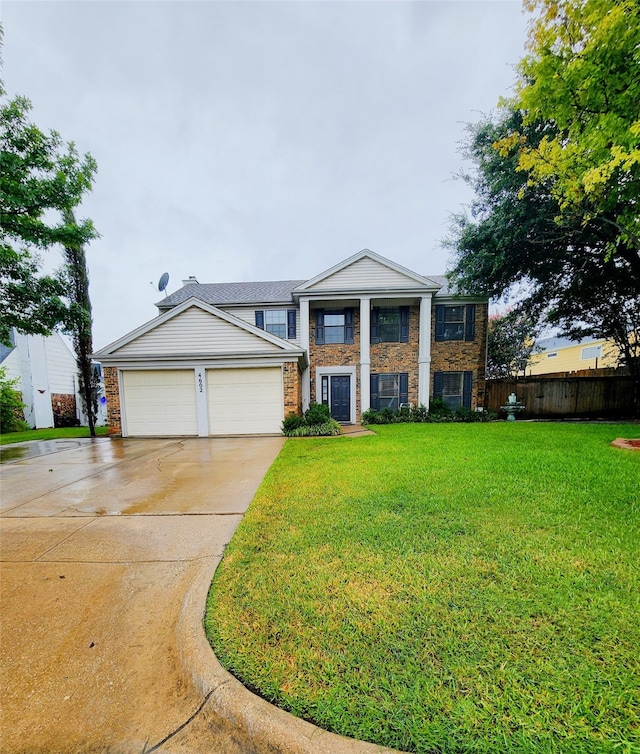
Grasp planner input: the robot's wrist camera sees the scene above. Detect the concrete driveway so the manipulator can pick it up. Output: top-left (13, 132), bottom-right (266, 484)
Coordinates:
top-left (0, 436), bottom-right (284, 754)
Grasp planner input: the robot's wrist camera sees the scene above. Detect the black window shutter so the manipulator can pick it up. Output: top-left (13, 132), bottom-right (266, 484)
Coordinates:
top-left (315, 309), bottom-right (325, 345)
top-left (287, 310), bottom-right (296, 340)
top-left (399, 372), bottom-right (409, 405)
top-left (400, 306), bottom-right (410, 342)
top-left (345, 308), bottom-right (354, 344)
top-left (370, 307), bottom-right (380, 343)
top-left (463, 371), bottom-right (473, 409)
top-left (370, 374), bottom-right (379, 411)
top-left (433, 371), bottom-right (444, 399)
top-left (465, 305), bottom-right (476, 341)
top-left (435, 305), bottom-right (445, 341)
top-left (255, 311), bottom-right (265, 330)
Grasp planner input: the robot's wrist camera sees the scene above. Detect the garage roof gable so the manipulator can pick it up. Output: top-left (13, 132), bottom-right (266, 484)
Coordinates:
top-left (94, 298), bottom-right (302, 361)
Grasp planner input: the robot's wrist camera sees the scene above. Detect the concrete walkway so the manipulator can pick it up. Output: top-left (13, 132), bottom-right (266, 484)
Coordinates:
top-left (1, 436), bottom-right (398, 754)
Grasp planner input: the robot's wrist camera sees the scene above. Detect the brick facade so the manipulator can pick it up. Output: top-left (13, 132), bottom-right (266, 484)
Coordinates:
top-left (309, 308), bottom-right (362, 414)
top-left (104, 366), bottom-right (122, 435)
top-left (370, 305), bottom-right (420, 407)
top-left (430, 302), bottom-right (488, 409)
top-left (51, 393), bottom-right (78, 427)
top-left (283, 362), bottom-right (302, 416)
top-left (307, 302), bottom-right (487, 416)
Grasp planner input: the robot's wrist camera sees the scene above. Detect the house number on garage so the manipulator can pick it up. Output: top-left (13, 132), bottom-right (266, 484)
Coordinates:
top-left (198, 372), bottom-right (204, 393)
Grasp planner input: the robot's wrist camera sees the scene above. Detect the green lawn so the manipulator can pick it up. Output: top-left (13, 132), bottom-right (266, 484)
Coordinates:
top-left (206, 423), bottom-right (640, 754)
top-left (0, 426), bottom-right (110, 445)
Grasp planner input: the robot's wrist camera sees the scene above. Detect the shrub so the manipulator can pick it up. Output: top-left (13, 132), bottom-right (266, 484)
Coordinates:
top-left (284, 420), bottom-right (341, 437)
top-left (304, 402), bottom-right (331, 426)
top-left (0, 367), bottom-right (29, 433)
top-left (361, 402), bottom-right (496, 425)
top-left (428, 397), bottom-right (452, 418)
top-left (282, 404), bottom-right (341, 437)
top-left (282, 412), bottom-right (304, 433)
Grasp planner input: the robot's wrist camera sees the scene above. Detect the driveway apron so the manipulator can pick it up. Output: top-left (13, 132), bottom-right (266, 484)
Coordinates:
top-left (0, 436), bottom-right (284, 754)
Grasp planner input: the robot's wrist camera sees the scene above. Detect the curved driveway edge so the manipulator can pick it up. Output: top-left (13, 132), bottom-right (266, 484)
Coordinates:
top-left (178, 543), bottom-right (403, 754)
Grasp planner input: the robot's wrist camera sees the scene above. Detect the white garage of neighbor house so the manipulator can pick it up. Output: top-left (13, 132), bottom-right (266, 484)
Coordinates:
top-left (94, 299), bottom-right (306, 437)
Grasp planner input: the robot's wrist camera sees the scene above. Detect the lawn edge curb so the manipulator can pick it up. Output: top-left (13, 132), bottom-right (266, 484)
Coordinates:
top-left (178, 551), bottom-right (404, 754)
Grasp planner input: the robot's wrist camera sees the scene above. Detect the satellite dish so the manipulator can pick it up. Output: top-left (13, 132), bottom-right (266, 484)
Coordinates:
top-left (158, 272), bottom-right (170, 295)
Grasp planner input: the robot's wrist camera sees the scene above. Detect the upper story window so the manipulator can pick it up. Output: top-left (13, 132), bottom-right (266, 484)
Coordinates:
top-left (435, 304), bottom-right (476, 342)
top-left (315, 308), bottom-right (354, 345)
top-left (371, 306), bottom-right (409, 343)
top-left (581, 345), bottom-right (602, 360)
top-left (255, 309), bottom-right (297, 340)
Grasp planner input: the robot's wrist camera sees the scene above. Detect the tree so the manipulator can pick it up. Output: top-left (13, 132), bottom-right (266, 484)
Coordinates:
top-left (0, 89), bottom-right (97, 347)
top-left (496, 0), bottom-right (640, 277)
top-left (62, 209), bottom-right (99, 435)
top-left (487, 311), bottom-right (538, 379)
top-left (447, 108), bottom-right (640, 409)
top-left (1, 86), bottom-right (99, 432)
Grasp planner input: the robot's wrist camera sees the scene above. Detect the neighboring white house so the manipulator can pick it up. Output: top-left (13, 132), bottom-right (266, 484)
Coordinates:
top-left (0, 329), bottom-right (107, 428)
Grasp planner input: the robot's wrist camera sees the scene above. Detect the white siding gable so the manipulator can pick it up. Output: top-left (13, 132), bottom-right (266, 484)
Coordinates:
top-left (112, 306), bottom-right (285, 357)
top-left (310, 256), bottom-right (424, 291)
top-left (45, 335), bottom-right (77, 393)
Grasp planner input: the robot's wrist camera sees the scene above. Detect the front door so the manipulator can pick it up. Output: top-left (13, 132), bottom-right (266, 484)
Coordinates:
top-left (330, 376), bottom-right (351, 422)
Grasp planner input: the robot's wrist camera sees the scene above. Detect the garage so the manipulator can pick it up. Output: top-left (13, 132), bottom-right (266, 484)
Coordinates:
top-left (95, 301), bottom-right (304, 437)
top-left (208, 367), bottom-right (283, 435)
top-left (122, 370), bottom-right (198, 436)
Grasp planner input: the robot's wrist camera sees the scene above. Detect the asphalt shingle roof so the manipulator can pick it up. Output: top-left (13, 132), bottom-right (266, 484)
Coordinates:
top-left (157, 272), bottom-right (469, 310)
top-left (157, 280), bottom-right (307, 309)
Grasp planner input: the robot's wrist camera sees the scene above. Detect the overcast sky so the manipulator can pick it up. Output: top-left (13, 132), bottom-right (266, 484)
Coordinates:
top-left (2, 1), bottom-right (528, 349)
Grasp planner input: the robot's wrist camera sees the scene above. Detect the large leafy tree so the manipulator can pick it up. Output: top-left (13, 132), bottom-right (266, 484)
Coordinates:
top-left (0, 89), bottom-right (97, 346)
top-left (1, 87), bottom-right (99, 431)
top-left (498, 0), bottom-right (640, 273)
top-left (448, 0), bottom-right (640, 412)
top-left (447, 110), bottom-right (640, 406)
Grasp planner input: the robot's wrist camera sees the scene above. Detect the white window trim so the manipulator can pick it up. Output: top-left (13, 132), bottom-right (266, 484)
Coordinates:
top-left (315, 366), bottom-right (357, 424)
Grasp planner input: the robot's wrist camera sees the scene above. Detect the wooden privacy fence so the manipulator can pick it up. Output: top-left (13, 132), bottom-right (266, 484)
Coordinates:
top-left (486, 376), bottom-right (636, 418)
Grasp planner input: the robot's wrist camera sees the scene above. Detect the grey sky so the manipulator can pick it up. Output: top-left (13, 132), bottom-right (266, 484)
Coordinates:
top-left (2, 1), bottom-right (528, 349)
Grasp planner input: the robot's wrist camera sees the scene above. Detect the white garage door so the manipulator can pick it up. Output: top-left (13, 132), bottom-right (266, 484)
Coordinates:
top-left (207, 367), bottom-right (283, 435)
top-left (122, 370), bottom-right (198, 436)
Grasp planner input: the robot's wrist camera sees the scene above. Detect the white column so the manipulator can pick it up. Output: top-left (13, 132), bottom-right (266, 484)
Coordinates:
top-left (300, 298), bottom-right (311, 412)
top-left (418, 294), bottom-right (432, 408)
top-left (360, 296), bottom-right (371, 415)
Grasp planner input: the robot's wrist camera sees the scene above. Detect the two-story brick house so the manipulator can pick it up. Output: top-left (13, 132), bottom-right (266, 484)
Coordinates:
top-left (95, 249), bottom-right (487, 436)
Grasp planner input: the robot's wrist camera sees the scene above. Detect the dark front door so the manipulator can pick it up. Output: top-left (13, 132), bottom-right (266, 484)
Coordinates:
top-left (330, 376), bottom-right (350, 422)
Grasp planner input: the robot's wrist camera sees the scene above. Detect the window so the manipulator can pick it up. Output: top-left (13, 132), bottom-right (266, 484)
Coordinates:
top-left (371, 306), bottom-right (409, 343)
top-left (370, 373), bottom-right (408, 411)
top-left (435, 304), bottom-right (476, 342)
top-left (325, 312), bottom-right (346, 343)
top-left (255, 309), bottom-right (296, 339)
top-left (581, 345), bottom-right (602, 360)
top-left (433, 371), bottom-right (472, 409)
top-left (315, 309), bottom-right (354, 345)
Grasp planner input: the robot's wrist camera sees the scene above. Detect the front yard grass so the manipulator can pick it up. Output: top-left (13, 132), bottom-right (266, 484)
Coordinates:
top-left (0, 426), bottom-right (110, 445)
top-left (206, 423), bottom-right (640, 753)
